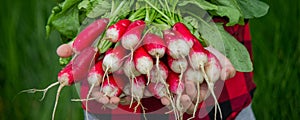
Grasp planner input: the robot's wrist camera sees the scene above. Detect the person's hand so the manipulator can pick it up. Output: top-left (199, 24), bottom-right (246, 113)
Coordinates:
top-left (89, 86), bottom-right (121, 109)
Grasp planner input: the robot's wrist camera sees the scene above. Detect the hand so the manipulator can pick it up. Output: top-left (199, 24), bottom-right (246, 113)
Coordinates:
top-left (90, 86), bottom-right (120, 109)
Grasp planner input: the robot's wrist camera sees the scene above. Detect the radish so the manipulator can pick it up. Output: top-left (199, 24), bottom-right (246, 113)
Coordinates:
top-left (84, 60), bottom-right (104, 119)
top-left (56, 42), bottom-right (74, 58)
top-left (102, 45), bottom-right (127, 86)
top-left (121, 20), bottom-right (146, 50)
top-left (189, 40), bottom-right (209, 70)
top-left (201, 51), bottom-right (223, 120)
top-left (184, 67), bottom-right (204, 120)
top-left (167, 71), bottom-right (185, 120)
top-left (149, 61), bottom-right (168, 83)
top-left (172, 22), bottom-right (194, 48)
top-left (101, 75), bottom-right (124, 98)
top-left (143, 33), bottom-right (166, 73)
top-left (163, 29), bottom-right (190, 59)
top-left (106, 19), bottom-right (131, 43)
top-left (72, 18), bottom-right (109, 54)
top-left (167, 55), bottom-right (188, 89)
top-left (133, 47), bottom-right (153, 85)
top-left (123, 57), bottom-right (141, 79)
top-left (20, 47), bottom-right (98, 120)
top-left (130, 75), bottom-right (147, 113)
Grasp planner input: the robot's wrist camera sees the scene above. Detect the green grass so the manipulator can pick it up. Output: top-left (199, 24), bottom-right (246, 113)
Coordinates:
top-left (0, 0), bottom-right (299, 120)
top-left (250, 0), bottom-right (300, 119)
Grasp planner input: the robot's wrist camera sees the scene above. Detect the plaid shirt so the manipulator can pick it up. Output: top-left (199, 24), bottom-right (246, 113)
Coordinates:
top-left (80, 18), bottom-right (256, 120)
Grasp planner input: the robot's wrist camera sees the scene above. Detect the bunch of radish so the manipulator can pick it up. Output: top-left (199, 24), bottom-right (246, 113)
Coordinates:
top-left (23, 16), bottom-right (225, 120)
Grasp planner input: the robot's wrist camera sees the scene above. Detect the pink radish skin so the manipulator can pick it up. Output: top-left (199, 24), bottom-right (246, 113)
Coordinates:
top-left (205, 52), bottom-right (222, 83)
top-left (167, 71), bottom-right (185, 119)
top-left (150, 62), bottom-right (168, 83)
top-left (121, 20), bottom-right (146, 50)
top-left (106, 19), bottom-right (131, 43)
top-left (56, 43), bottom-right (74, 58)
top-left (147, 82), bottom-right (167, 99)
top-left (172, 22), bottom-right (194, 48)
top-left (163, 29), bottom-right (190, 59)
top-left (167, 55), bottom-right (188, 74)
top-left (143, 33), bottom-right (166, 58)
top-left (102, 76), bottom-right (124, 97)
top-left (87, 60), bottom-right (104, 86)
top-left (184, 67), bottom-right (204, 84)
top-left (133, 47), bottom-right (153, 85)
top-left (102, 45), bottom-right (127, 73)
top-left (167, 71), bottom-right (184, 99)
top-left (130, 75), bottom-right (147, 113)
top-left (123, 58), bottom-right (141, 79)
top-left (205, 46), bottom-right (236, 80)
top-left (72, 18), bottom-right (109, 54)
top-left (189, 40), bottom-right (209, 70)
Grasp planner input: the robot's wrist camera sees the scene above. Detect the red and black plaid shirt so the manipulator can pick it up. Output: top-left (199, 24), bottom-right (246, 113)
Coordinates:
top-left (80, 18), bottom-right (256, 120)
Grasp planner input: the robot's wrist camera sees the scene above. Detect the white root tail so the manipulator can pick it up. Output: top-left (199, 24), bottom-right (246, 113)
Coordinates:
top-left (52, 84), bottom-right (64, 120)
top-left (200, 66), bottom-right (222, 120)
top-left (18, 82), bottom-right (59, 101)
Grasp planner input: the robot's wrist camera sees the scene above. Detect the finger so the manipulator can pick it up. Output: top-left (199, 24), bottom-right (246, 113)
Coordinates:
top-left (184, 81), bottom-right (197, 101)
top-left (119, 96), bottom-right (132, 105)
top-left (180, 94), bottom-right (194, 114)
top-left (160, 96), bottom-right (171, 106)
top-left (221, 66), bottom-right (236, 80)
top-left (104, 104), bottom-right (118, 109)
top-left (200, 83), bottom-right (210, 100)
top-left (110, 96), bottom-right (120, 104)
top-left (97, 96), bottom-right (109, 104)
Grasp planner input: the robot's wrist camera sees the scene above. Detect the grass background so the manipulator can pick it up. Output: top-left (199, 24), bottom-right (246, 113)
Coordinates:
top-left (0, 0), bottom-right (299, 119)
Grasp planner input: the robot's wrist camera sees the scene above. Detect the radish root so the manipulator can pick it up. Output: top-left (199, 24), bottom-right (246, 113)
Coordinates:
top-left (52, 84), bottom-right (64, 120)
top-left (200, 66), bottom-right (222, 120)
top-left (18, 82), bottom-right (59, 101)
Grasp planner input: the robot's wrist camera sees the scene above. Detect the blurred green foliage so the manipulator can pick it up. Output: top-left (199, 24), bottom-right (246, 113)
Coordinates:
top-left (250, 0), bottom-right (300, 119)
top-left (0, 0), bottom-right (298, 120)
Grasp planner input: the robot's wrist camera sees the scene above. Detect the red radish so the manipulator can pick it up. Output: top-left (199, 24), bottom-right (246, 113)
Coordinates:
top-left (102, 45), bottom-right (127, 86)
top-left (101, 75), bottom-right (124, 97)
top-left (123, 58), bottom-right (141, 79)
top-left (130, 75), bottom-right (147, 113)
top-left (85, 60), bottom-right (104, 118)
top-left (167, 55), bottom-right (188, 74)
top-left (147, 82), bottom-right (167, 99)
top-left (149, 62), bottom-right (168, 83)
top-left (172, 22), bottom-right (194, 48)
top-left (20, 47), bottom-right (98, 120)
top-left (201, 51), bottom-right (223, 120)
top-left (56, 43), bottom-right (74, 58)
top-left (167, 71), bottom-right (185, 118)
top-left (184, 67), bottom-right (204, 120)
top-left (87, 60), bottom-right (104, 86)
top-left (143, 33), bottom-right (166, 71)
top-left (167, 55), bottom-right (188, 89)
top-left (106, 19), bottom-right (131, 43)
top-left (72, 18), bottom-right (109, 54)
top-left (205, 52), bottom-right (221, 84)
top-left (133, 47), bottom-right (153, 85)
top-left (189, 40), bottom-right (209, 70)
top-left (143, 33), bottom-right (166, 58)
top-left (121, 20), bottom-right (146, 50)
top-left (163, 29), bottom-right (190, 59)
